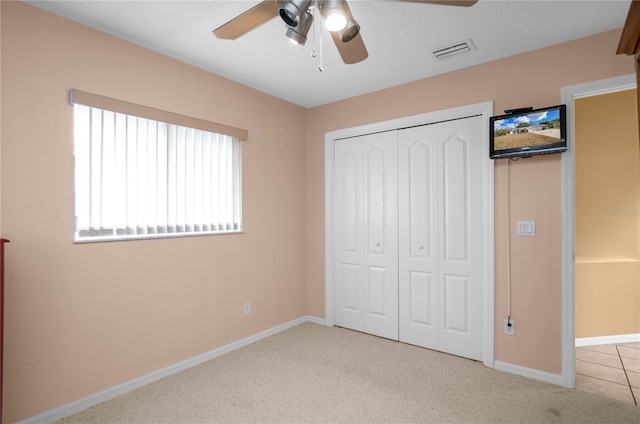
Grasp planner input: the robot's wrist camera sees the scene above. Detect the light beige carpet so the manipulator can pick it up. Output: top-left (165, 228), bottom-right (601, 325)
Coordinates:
top-left (56, 322), bottom-right (640, 423)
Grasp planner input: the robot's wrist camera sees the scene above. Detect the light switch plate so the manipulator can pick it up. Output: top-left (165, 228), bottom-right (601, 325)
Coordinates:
top-left (516, 220), bottom-right (535, 237)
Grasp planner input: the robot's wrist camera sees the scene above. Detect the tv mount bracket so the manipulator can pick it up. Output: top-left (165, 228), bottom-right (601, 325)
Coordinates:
top-left (504, 107), bottom-right (533, 115)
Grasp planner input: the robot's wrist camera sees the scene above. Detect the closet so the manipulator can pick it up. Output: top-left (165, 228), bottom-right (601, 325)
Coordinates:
top-left (333, 115), bottom-right (485, 361)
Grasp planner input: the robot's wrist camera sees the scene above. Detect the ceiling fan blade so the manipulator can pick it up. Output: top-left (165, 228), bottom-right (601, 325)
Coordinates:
top-left (213, 0), bottom-right (280, 40)
top-left (331, 31), bottom-right (368, 64)
top-left (400, 0), bottom-right (478, 6)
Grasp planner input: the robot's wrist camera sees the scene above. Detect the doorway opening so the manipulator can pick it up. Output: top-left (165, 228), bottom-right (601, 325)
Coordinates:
top-left (561, 74), bottom-right (638, 398)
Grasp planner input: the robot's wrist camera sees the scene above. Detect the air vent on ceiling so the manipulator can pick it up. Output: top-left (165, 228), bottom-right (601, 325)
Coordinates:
top-left (432, 39), bottom-right (476, 60)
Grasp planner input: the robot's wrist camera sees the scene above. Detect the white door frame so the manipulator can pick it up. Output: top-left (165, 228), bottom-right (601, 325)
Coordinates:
top-left (324, 101), bottom-right (495, 367)
top-left (560, 74), bottom-right (637, 388)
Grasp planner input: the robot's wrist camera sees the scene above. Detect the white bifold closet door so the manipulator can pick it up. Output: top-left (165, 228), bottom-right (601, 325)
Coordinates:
top-left (334, 115), bottom-right (484, 361)
top-left (334, 132), bottom-right (398, 340)
top-left (398, 116), bottom-right (484, 361)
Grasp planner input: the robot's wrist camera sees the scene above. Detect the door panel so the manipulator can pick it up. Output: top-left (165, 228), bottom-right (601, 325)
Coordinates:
top-left (366, 147), bottom-right (386, 254)
top-left (409, 270), bottom-right (434, 326)
top-left (409, 141), bottom-right (435, 261)
top-left (342, 263), bottom-right (360, 311)
top-left (362, 132), bottom-right (398, 339)
top-left (367, 266), bottom-right (388, 317)
top-left (334, 132), bottom-right (398, 340)
top-left (341, 151), bottom-right (360, 253)
top-left (398, 125), bottom-right (439, 348)
top-left (334, 139), bottom-right (365, 331)
top-left (442, 137), bottom-right (469, 262)
top-left (443, 273), bottom-right (470, 334)
top-left (437, 117), bottom-right (484, 361)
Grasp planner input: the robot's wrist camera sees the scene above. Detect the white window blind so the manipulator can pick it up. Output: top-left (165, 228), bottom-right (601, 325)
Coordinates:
top-left (72, 91), bottom-right (244, 242)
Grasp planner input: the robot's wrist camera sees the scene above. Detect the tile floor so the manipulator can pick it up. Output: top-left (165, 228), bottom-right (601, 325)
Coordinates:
top-left (576, 342), bottom-right (640, 405)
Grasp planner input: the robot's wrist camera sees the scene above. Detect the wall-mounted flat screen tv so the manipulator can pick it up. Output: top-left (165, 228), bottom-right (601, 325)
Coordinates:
top-left (490, 104), bottom-right (567, 159)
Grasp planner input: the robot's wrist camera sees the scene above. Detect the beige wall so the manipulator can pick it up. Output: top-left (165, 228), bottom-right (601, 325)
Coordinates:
top-left (1, 2), bottom-right (307, 422)
top-left (305, 29), bottom-right (634, 374)
top-left (575, 89), bottom-right (640, 338)
top-left (575, 89), bottom-right (639, 260)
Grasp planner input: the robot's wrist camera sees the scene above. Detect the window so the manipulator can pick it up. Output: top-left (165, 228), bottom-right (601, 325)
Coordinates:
top-left (71, 89), bottom-right (245, 242)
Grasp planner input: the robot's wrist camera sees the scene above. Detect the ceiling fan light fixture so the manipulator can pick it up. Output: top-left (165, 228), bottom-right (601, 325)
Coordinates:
top-left (339, 18), bottom-right (360, 42)
top-left (324, 11), bottom-right (347, 32)
top-left (324, 10), bottom-right (347, 32)
top-left (321, 0), bottom-right (348, 32)
top-left (279, 0), bottom-right (312, 27)
top-left (286, 11), bottom-right (313, 45)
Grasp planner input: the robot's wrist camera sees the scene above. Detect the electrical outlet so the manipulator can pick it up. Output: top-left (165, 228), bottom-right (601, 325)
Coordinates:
top-left (503, 318), bottom-right (515, 336)
top-left (243, 302), bottom-right (251, 316)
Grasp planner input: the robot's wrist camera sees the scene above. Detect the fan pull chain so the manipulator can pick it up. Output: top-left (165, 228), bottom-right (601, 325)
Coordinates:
top-left (311, 4), bottom-right (317, 59)
top-left (318, 27), bottom-right (324, 72)
top-left (311, 1), bottom-right (324, 72)
top-left (318, 6), bottom-right (325, 72)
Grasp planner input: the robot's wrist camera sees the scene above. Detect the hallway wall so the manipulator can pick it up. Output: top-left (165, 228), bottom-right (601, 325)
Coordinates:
top-left (575, 88), bottom-right (640, 338)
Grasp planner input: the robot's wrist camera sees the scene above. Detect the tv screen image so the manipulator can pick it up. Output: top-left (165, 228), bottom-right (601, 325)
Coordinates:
top-left (489, 105), bottom-right (567, 159)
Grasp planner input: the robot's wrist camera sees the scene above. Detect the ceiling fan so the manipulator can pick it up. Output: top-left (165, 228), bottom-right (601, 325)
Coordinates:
top-left (213, 0), bottom-right (478, 65)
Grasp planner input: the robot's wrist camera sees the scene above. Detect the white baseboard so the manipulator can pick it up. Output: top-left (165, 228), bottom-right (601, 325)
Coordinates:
top-left (575, 333), bottom-right (640, 347)
top-left (18, 315), bottom-right (325, 424)
top-left (494, 360), bottom-right (564, 387)
top-left (493, 333), bottom-right (640, 389)
top-left (306, 315), bottom-right (327, 326)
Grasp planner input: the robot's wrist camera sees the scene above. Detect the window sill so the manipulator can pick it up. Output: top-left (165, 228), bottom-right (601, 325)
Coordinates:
top-left (74, 230), bottom-right (244, 244)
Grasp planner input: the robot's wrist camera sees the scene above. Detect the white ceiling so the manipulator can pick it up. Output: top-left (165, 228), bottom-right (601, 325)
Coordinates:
top-left (26, 0), bottom-right (632, 108)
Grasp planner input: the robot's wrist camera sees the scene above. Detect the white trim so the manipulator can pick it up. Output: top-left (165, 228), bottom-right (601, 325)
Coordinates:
top-left (576, 333), bottom-right (640, 347)
top-left (324, 101), bottom-right (495, 367)
top-left (17, 316), bottom-right (324, 424)
top-left (494, 360), bottom-right (563, 387)
top-left (560, 73), bottom-right (636, 389)
top-left (481, 106), bottom-right (496, 367)
top-left (306, 315), bottom-right (328, 326)
top-left (324, 135), bottom-right (335, 328)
